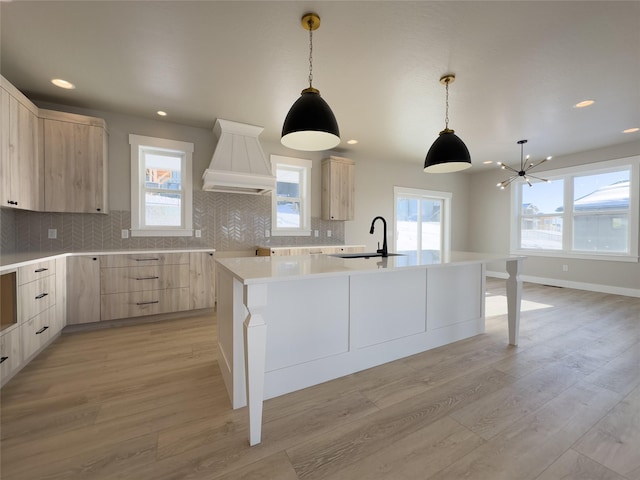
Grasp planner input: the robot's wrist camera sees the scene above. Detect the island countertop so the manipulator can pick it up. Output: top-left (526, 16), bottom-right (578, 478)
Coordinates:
top-left (215, 250), bottom-right (524, 284)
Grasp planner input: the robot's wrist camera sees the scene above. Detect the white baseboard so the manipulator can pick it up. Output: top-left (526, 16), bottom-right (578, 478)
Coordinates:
top-left (486, 271), bottom-right (640, 298)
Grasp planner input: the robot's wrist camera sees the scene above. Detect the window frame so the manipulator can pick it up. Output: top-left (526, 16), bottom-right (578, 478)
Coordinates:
top-left (270, 155), bottom-right (312, 237)
top-left (393, 186), bottom-right (452, 258)
top-left (510, 156), bottom-right (639, 262)
top-left (129, 134), bottom-right (194, 237)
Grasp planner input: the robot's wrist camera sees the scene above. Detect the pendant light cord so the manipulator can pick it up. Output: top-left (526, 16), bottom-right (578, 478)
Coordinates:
top-left (444, 79), bottom-right (450, 130)
top-left (308, 20), bottom-right (314, 89)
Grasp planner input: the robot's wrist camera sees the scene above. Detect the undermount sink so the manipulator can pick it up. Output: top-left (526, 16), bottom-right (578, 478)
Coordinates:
top-left (330, 252), bottom-right (405, 259)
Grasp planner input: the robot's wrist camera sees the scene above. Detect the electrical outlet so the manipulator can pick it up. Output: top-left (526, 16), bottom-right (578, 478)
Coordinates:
top-left (327, 230), bottom-right (332, 237)
top-left (121, 229), bottom-right (129, 239)
top-left (265, 230), bottom-right (270, 238)
top-left (195, 229), bottom-right (202, 238)
top-left (562, 264), bottom-right (569, 272)
top-left (314, 230), bottom-right (319, 237)
top-left (48, 229), bottom-right (57, 239)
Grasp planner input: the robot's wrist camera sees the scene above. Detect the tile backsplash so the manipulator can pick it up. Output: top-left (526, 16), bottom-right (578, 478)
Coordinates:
top-left (1, 192), bottom-right (345, 255)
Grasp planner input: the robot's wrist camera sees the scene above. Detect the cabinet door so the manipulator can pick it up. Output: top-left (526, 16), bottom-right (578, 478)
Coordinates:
top-left (67, 256), bottom-right (101, 325)
top-left (43, 116), bottom-right (108, 213)
top-left (189, 252), bottom-right (215, 309)
top-left (0, 327), bottom-right (22, 387)
top-left (322, 157), bottom-right (355, 221)
top-left (1, 89), bottom-right (42, 211)
top-left (21, 306), bottom-right (54, 361)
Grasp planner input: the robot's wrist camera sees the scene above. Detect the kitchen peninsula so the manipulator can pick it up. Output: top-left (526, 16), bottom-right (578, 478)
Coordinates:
top-left (215, 251), bottom-right (525, 446)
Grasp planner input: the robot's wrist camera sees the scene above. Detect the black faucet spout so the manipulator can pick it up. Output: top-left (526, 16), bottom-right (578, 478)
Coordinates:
top-left (369, 216), bottom-right (388, 257)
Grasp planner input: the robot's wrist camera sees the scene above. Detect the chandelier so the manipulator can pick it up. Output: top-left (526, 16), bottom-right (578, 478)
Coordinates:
top-left (496, 139), bottom-right (552, 189)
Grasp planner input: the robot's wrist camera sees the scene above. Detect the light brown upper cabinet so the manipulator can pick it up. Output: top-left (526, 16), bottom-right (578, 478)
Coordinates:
top-left (321, 156), bottom-right (355, 221)
top-left (40, 109), bottom-right (108, 214)
top-left (1, 77), bottom-right (43, 211)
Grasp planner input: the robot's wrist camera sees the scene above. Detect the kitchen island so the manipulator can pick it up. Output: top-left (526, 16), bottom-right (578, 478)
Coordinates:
top-left (215, 251), bottom-right (524, 445)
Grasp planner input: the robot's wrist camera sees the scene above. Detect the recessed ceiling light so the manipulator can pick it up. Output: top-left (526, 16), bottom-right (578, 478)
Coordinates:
top-left (347, 139), bottom-right (358, 145)
top-left (623, 127), bottom-right (639, 134)
top-left (483, 160), bottom-right (493, 164)
top-left (157, 111), bottom-right (167, 117)
top-left (51, 78), bottom-right (75, 90)
top-left (574, 100), bottom-right (594, 108)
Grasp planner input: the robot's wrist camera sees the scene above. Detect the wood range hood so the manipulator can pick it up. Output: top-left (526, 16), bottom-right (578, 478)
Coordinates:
top-left (202, 119), bottom-right (276, 195)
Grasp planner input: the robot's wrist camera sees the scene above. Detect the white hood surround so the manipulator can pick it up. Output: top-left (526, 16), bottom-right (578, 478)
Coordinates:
top-left (202, 119), bottom-right (276, 195)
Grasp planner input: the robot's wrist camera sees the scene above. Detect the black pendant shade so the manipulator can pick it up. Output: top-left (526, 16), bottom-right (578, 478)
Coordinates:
top-left (281, 87), bottom-right (340, 151)
top-left (424, 128), bottom-right (472, 173)
top-left (424, 74), bottom-right (471, 173)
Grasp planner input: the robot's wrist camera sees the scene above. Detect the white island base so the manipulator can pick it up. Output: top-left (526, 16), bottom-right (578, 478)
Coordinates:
top-left (215, 252), bottom-right (524, 446)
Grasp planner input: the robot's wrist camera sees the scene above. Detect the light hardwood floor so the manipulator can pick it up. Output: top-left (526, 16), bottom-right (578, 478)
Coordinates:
top-left (1, 279), bottom-right (639, 479)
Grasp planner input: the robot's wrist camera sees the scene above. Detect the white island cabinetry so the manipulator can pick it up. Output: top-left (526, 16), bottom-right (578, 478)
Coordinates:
top-left (216, 252), bottom-right (523, 446)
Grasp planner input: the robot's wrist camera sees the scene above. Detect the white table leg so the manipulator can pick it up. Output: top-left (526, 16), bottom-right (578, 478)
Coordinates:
top-left (243, 283), bottom-right (268, 446)
top-left (506, 258), bottom-right (523, 346)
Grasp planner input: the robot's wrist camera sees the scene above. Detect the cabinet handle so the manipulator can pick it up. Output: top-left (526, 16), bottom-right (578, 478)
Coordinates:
top-left (136, 300), bottom-right (159, 305)
top-left (96, 208), bottom-right (101, 212)
top-left (135, 258), bottom-right (160, 262)
top-left (34, 267), bottom-right (49, 273)
top-left (35, 292), bottom-right (49, 300)
top-left (135, 276), bottom-right (159, 281)
top-left (7, 200), bottom-right (18, 205)
top-left (36, 326), bottom-right (49, 335)
top-left (0, 356), bottom-right (8, 364)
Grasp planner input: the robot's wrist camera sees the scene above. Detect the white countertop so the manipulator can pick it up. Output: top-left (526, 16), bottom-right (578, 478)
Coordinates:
top-left (216, 251), bottom-right (524, 284)
top-left (0, 248), bottom-right (215, 272)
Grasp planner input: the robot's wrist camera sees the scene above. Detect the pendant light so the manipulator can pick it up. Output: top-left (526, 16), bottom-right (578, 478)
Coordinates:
top-left (496, 140), bottom-right (552, 189)
top-left (281, 13), bottom-right (340, 151)
top-left (424, 74), bottom-right (471, 173)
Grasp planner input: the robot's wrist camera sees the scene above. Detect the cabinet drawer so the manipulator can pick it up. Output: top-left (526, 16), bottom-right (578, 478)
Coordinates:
top-left (100, 253), bottom-right (189, 268)
top-left (100, 287), bottom-right (190, 321)
top-left (18, 260), bottom-right (56, 285)
top-left (21, 306), bottom-right (54, 361)
top-left (18, 275), bottom-right (56, 322)
top-left (100, 264), bottom-right (190, 294)
top-left (1, 327), bottom-right (22, 385)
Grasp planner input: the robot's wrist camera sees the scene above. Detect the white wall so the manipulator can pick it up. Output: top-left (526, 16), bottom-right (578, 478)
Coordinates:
top-left (343, 154), bottom-right (472, 253)
top-left (468, 139), bottom-right (640, 294)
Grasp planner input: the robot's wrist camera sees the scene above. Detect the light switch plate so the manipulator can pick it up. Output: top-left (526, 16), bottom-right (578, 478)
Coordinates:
top-left (327, 230), bottom-right (332, 237)
top-left (195, 229), bottom-right (202, 238)
top-left (121, 229), bottom-right (129, 239)
top-left (48, 229), bottom-right (57, 239)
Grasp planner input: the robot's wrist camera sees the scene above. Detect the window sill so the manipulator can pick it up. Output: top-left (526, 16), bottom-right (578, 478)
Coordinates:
top-left (130, 229), bottom-right (193, 238)
top-left (511, 249), bottom-right (639, 263)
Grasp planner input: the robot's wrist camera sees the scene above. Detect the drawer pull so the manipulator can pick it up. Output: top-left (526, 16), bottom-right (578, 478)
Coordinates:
top-left (135, 276), bottom-right (159, 281)
top-left (136, 300), bottom-right (159, 306)
top-left (35, 293), bottom-right (49, 300)
top-left (36, 326), bottom-right (49, 335)
top-left (0, 356), bottom-right (8, 364)
top-left (135, 258), bottom-right (160, 262)
top-left (34, 267), bottom-right (49, 273)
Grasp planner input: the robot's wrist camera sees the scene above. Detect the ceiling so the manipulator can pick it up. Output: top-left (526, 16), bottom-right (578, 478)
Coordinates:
top-left (1, 1), bottom-right (639, 170)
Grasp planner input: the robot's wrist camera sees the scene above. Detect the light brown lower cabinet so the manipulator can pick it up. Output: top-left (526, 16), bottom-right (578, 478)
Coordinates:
top-left (22, 305), bottom-right (55, 361)
top-left (0, 327), bottom-right (22, 385)
top-left (66, 251), bottom-right (214, 324)
top-left (189, 252), bottom-right (215, 309)
top-left (67, 256), bottom-right (101, 325)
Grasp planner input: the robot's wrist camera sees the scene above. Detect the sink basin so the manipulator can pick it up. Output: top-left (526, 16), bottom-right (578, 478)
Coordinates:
top-left (330, 252), bottom-right (405, 259)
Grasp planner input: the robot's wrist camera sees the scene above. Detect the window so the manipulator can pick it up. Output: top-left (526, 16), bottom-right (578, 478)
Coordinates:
top-left (271, 155), bottom-right (312, 236)
top-left (394, 186), bottom-right (451, 262)
top-left (129, 134), bottom-right (194, 237)
top-left (512, 156), bottom-right (639, 261)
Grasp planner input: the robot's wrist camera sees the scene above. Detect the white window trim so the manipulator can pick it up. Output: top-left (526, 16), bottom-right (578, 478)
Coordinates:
top-left (393, 186), bottom-right (452, 255)
top-left (271, 155), bottom-right (312, 237)
top-left (129, 134), bottom-right (194, 237)
top-left (510, 155), bottom-right (639, 262)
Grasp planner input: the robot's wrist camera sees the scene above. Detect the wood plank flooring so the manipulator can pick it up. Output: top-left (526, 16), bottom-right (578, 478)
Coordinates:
top-left (1, 279), bottom-right (639, 479)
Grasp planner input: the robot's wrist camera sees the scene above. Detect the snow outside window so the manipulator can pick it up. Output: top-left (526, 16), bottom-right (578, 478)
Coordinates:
top-left (271, 155), bottom-right (312, 237)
